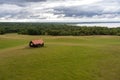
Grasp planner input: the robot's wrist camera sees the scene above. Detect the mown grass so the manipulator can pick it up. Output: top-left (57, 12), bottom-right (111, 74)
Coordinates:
top-left (0, 34), bottom-right (120, 80)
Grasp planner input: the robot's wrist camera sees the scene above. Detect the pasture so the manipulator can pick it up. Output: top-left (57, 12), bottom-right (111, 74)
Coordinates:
top-left (0, 34), bottom-right (120, 80)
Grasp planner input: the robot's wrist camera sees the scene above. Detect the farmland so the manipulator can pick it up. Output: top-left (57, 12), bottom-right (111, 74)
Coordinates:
top-left (0, 34), bottom-right (120, 80)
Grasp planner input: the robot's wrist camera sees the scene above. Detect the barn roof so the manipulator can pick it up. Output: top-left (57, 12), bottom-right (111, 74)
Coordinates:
top-left (31, 40), bottom-right (44, 45)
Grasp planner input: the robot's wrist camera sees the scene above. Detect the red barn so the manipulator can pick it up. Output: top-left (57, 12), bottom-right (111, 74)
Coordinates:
top-left (29, 39), bottom-right (44, 47)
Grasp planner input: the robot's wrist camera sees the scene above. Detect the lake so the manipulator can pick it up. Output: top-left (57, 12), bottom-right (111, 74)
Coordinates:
top-left (72, 22), bottom-right (120, 28)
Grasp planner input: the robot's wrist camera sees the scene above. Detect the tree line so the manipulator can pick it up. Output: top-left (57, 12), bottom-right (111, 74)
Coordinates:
top-left (0, 22), bottom-right (120, 36)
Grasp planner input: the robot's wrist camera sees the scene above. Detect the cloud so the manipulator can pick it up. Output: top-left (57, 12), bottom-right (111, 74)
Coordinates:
top-left (53, 0), bottom-right (120, 21)
top-left (0, 0), bottom-right (46, 4)
top-left (0, 0), bottom-right (120, 22)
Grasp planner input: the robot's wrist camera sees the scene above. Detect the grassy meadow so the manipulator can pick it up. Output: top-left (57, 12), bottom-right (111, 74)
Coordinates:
top-left (0, 34), bottom-right (120, 80)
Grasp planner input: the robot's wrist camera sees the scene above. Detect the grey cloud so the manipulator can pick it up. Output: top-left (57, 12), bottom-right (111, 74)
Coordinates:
top-left (54, 6), bottom-right (103, 18)
top-left (53, 1), bottom-right (120, 18)
top-left (0, 10), bottom-right (27, 19)
top-left (0, 0), bottom-right (46, 2)
top-left (1, 0), bottom-right (120, 21)
top-left (0, 0), bottom-right (46, 5)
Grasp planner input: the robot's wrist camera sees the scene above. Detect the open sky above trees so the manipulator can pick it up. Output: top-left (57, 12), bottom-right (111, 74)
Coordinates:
top-left (0, 0), bottom-right (120, 22)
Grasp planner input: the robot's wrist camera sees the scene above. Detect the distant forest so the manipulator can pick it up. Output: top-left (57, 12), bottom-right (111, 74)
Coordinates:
top-left (0, 22), bottom-right (120, 36)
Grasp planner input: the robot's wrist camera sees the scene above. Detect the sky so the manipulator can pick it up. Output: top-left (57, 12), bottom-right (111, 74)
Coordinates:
top-left (0, 0), bottom-right (120, 22)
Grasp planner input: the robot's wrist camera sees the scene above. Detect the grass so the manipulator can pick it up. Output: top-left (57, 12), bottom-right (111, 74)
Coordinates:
top-left (0, 34), bottom-right (120, 80)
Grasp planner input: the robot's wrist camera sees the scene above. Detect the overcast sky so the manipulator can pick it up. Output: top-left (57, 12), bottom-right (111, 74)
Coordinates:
top-left (0, 0), bottom-right (120, 22)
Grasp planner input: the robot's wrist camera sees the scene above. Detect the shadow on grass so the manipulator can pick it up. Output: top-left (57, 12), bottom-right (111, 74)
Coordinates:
top-left (24, 46), bottom-right (48, 50)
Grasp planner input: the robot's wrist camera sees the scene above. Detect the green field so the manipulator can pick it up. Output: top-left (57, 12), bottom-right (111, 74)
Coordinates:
top-left (0, 34), bottom-right (120, 80)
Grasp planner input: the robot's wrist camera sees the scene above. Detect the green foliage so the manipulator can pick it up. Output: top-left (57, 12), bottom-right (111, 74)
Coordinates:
top-left (0, 22), bottom-right (120, 36)
top-left (0, 28), bottom-right (5, 34)
top-left (117, 33), bottom-right (120, 36)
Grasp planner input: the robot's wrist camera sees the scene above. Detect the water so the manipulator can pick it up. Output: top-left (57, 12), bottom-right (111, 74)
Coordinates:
top-left (73, 22), bottom-right (120, 28)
